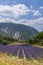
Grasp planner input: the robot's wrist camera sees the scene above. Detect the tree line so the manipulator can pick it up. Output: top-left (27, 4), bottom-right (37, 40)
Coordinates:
top-left (29, 31), bottom-right (43, 46)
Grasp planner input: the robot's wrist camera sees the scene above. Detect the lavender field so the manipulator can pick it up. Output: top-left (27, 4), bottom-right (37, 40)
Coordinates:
top-left (0, 44), bottom-right (43, 59)
top-left (0, 44), bottom-right (43, 65)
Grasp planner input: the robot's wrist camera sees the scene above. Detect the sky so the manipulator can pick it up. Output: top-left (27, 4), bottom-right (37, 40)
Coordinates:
top-left (0, 0), bottom-right (43, 31)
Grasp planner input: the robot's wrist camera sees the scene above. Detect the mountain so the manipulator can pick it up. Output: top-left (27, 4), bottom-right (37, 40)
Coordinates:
top-left (0, 23), bottom-right (39, 41)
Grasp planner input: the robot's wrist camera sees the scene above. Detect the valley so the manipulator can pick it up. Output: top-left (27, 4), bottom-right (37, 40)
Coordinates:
top-left (0, 23), bottom-right (43, 65)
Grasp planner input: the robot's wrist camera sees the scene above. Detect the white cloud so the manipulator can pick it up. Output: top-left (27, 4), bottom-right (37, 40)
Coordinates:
top-left (33, 10), bottom-right (41, 16)
top-left (31, 10), bottom-right (36, 13)
top-left (0, 4), bottom-right (30, 18)
top-left (0, 17), bottom-right (27, 24)
top-left (0, 16), bottom-right (43, 31)
top-left (0, 4), bottom-right (43, 31)
top-left (30, 5), bottom-right (33, 9)
top-left (0, 4), bottom-right (42, 18)
top-left (23, 18), bottom-right (43, 31)
top-left (40, 6), bottom-right (43, 9)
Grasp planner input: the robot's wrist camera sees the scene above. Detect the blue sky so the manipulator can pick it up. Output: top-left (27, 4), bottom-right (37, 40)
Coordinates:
top-left (0, 0), bottom-right (43, 31)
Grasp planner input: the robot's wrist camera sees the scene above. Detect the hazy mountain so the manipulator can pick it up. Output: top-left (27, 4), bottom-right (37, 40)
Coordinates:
top-left (0, 23), bottom-right (39, 41)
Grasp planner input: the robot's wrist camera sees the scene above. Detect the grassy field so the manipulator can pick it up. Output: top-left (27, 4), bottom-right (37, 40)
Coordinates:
top-left (0, 53), bottom-right (43, 65)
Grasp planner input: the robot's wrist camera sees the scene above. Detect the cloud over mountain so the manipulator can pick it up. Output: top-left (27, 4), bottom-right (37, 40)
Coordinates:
top-left (0, 4), bottom-right (29, 18)
top-left (0, 2), bottom-right (43, 32)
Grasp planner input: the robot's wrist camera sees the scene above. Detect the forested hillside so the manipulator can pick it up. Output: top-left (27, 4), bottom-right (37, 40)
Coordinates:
top-left (29, 31), bottom-right (43, 46)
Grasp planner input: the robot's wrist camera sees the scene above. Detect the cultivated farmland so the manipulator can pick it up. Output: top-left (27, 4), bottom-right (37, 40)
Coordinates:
top-left (0, 44), bottom-right (43, 59)
top-left (0, 44), bottom-right (43, 65)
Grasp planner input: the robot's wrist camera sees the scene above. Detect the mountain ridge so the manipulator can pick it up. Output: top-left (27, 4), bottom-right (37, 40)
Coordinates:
top-left (0, 22), bottom-right (39, 41)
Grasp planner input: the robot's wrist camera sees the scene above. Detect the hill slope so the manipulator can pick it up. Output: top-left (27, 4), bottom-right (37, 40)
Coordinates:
top-left (29, 31), bottom-right (43, 46)
top-left (0, 23), bottom-right (39, 41)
